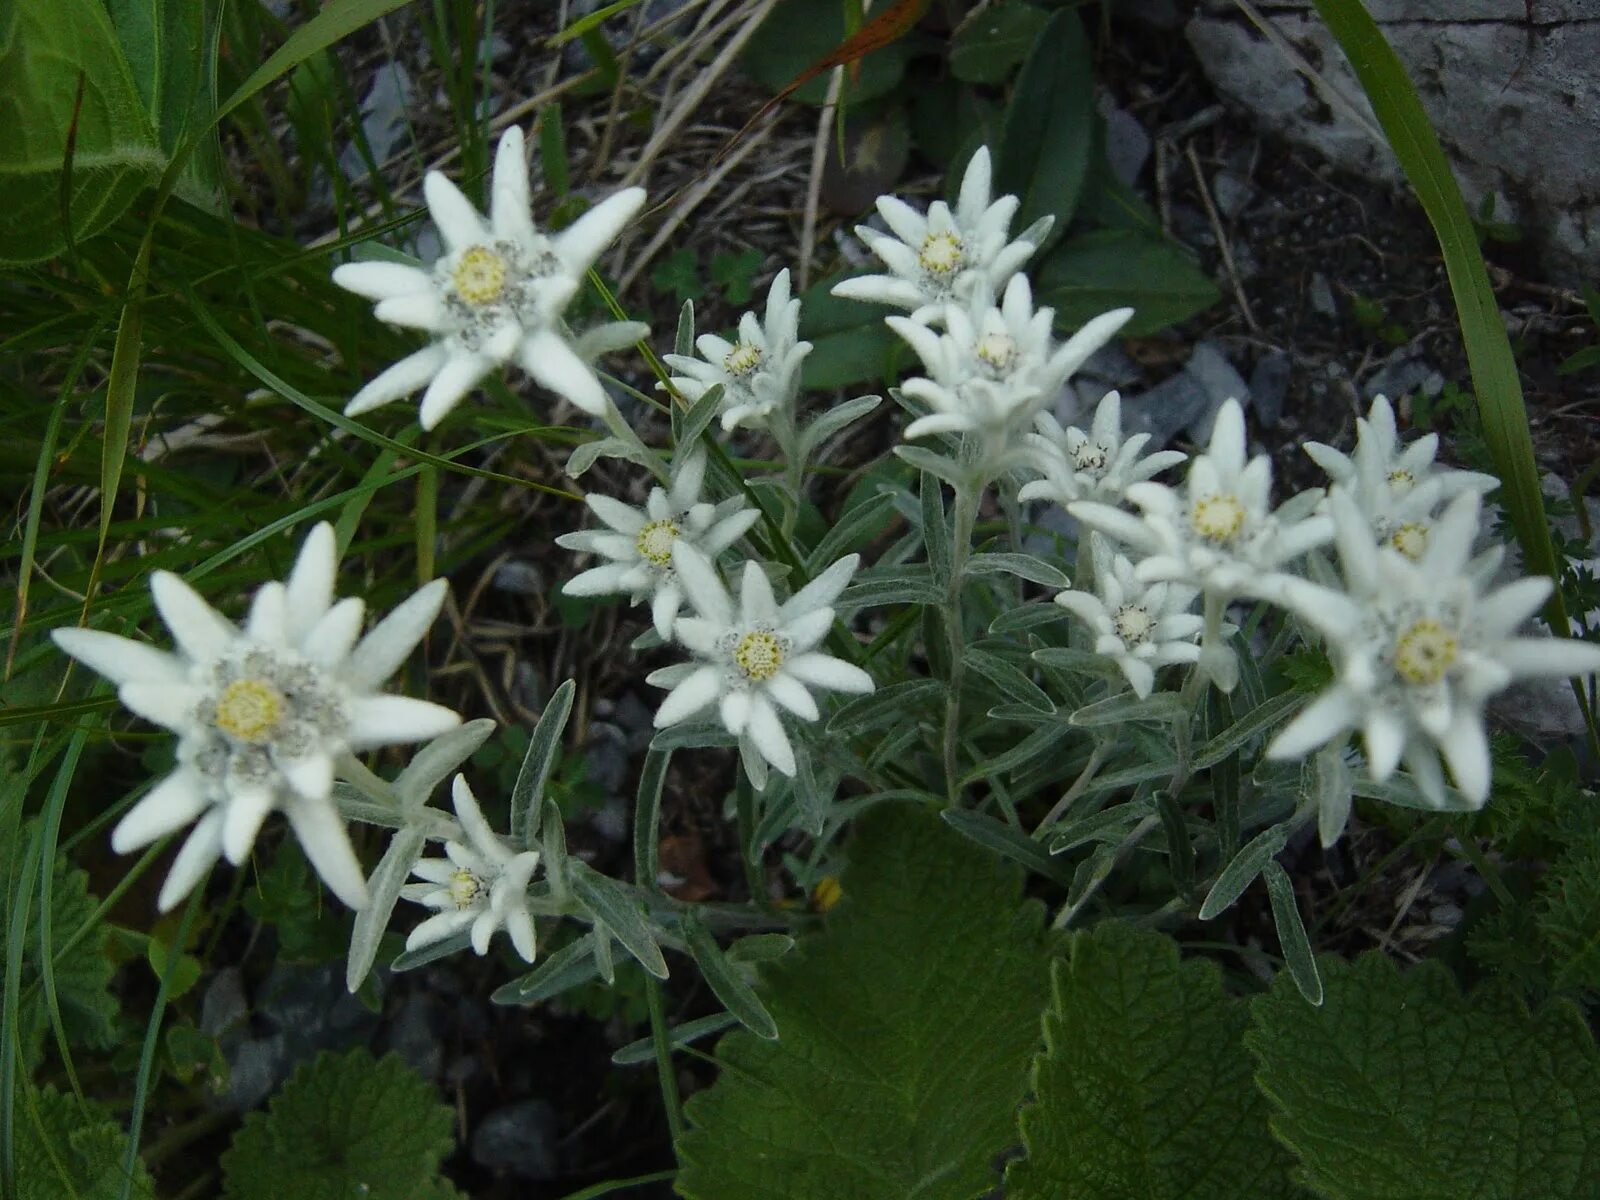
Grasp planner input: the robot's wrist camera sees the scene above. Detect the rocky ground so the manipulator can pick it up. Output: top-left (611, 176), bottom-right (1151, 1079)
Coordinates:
top-left (206, 2), bottom-right (1599, 1195)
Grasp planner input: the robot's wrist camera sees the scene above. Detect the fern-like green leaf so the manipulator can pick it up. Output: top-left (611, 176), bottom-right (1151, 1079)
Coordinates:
top-left (16, 1086), bottom-right (154, 1200)
top-left (1535, 826), bottom-right (1600, 995)
top-left (1007, 923), bottom-right (1302, 1199)
top-left (220, 1049), bottom-right (456, 1200)
top-left (1247, 952), bottom-right (1600, 1199)
top-left (674, 805), bottom-right (1051, 1200)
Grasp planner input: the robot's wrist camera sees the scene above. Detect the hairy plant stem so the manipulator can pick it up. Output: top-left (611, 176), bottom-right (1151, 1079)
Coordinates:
top-left (645, 977), bottom-right (685, 1142)
top-left (941, 476), bottom-right (984, 805)
top-left (1034, 741), bottom-right (1109, 837)
top-left (1053, 813), bottom-right (1162, 929)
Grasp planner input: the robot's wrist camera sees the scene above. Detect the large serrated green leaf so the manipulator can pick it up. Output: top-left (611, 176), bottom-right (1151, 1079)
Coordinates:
top-left (674, 805), bottom-right (1050, 1200)
top-left (0, 0), bottom-right (162, 264)
top-left (16, 1086), bottom-right (153, 1200)
top-left (221, 1049), bottom-right (456, 1200)
top-left (1007, 923), bottom-right (1301, 1199)
top-left (1247, 953), bottom-right (1600, 1200)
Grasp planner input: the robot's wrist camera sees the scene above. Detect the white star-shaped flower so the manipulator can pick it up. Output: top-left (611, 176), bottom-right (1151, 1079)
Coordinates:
top-left (53, 523), bottom-right (462, 911)
top-left (557, 449), bottom-right (761, 638)
top-left (1052, 536), bottom-right (1203, 698)
top-left (1018, 390), bottom-right (1187, 508)
top-left (663, 268), bottom-right (812, 432)
top-left (402, 775), bottom-right (541, 961)
top-left (1070, 399), bottom-right (1333, 598)
top-left (1267, 488), bottom-right (1600, 808)
top-left (332, 126), bottom-right (646, 429)
top-left (888, 276), bottom-right (1131, 444)
top-left (831, 146), bottom-right (1049, 323)
top-left (1303, 394), bottom-right (1497, 560)
top-left (648, 546), bottom-right (874, 778)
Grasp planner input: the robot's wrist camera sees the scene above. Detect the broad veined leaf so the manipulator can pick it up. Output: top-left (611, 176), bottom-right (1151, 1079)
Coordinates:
top-left (1247, 952), bottom-right (1600, 1200)
top-left (0, 0), bottom-right (162, 263)
top-left (15, 1086), bottom-right (153, 1200)
top-left (1008, 923), bottom-right (1301, 1199)
top-left (950, 0), bottom-right (1050, 85)
top-left (675, 805), bottom-right (1051, 1200)
top-left (1037, 229), bottom-right (1220, 337)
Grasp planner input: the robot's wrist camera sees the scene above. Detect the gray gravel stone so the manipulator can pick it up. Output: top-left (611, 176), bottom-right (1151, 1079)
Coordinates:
top-left (1249, 350), bottom-right (1292, 429)
top-left (1363, 349), bottom-right (1443, 402)
top-left (471, 1099), bottom-right (561, 1181)
top-left (1183, 340), bottom-right (1251, 440)
top-left (1308, 273), bottom-right (1337, 319)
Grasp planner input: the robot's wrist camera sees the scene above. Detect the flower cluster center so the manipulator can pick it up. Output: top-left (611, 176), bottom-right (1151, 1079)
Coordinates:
top-left (975, 332), bottom-right (1016, 371)
top-left (733, 630), bottom-right (784, 682)
top-left (1113, 604), bottom-right (1156, 646)
top-left (448, 868), bottom-right (484, 909)
top-left (636, 519), bottom-right (681, 567)
top-left (918, 231), bottom-right (964, 275)
top-left (1387, 468), bottom-right (1416, 492)
top-left (451, 246), bottom-right (509, 306)
top-left (1393, 618), bottom-right (1458, 686)
top-left (724, 341), bottom-right (763, 375)
top-left (1390, 522), bottom-right (1428, 560)
top-left (214, 679), bottom-right (284, 743)
top-left (1190, 493), bottom-right (1247, 543)
top-left (1073, 442), bottom-right (1109, 472)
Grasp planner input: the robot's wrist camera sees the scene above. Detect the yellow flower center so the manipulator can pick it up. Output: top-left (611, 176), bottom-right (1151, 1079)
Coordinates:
top-left (1387, 469), bottom-right (1416, 492)
top-left (724, 341), bottom-right (763, 375)
top-left (733, 630), bottom-right (784, 682)
top-left (1190, 493), bottom-right (1247, 543)
top-left (1391, 522), bottom-right (1428, 560)
top-left (1113, 604), bottom-right (1156, 646)
top-left (214, 679), bottom-right (284, 743)
top-left (975, 332), bottom-right (1015, 371)
top-left (918, 231), bottom-right (964, 274)
top-left (451, 246), bottom-right (508, 306)
top-left (1393, 618), bottom-right (1458, 686)
top-left (636, 519), bottom-right (680, 567)
top-left (448, 868), bottom-right (482, 909)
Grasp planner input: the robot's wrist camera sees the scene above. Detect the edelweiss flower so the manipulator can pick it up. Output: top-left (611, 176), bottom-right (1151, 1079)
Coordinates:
top-left (332, 125), bottom-right (646, 428)
top-left (888, 277), bottom-right (1132, 444)
top-left (1018, 390), bottom-right (1187, 508)
top-left (831, 146), bottom-right (1048, 322)
top-left (664, 268), bottom-right (812, 432)
top-left (1303, 394), bottom-right (1496, 560)
top-left (1053, 536), bottom-right (1202, 698)
top-left (648, 546), bottom-right (873, 777)
top-left (558, 449), bottom-right (760, 637)
top-left (402, 775), bottom-right (540, 961)
top-left (1267, 488), bottom-right (1600, 807)
top-left (53, 524), bottom-right (461, 911)
top-left (1071, 399), bottom-right (1332, 598)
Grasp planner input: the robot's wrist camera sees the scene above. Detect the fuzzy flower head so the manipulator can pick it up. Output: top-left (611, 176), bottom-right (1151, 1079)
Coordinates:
top-left (332, 126), bottom-right (646, 429)
top-left (403, 775), bottom-right (540, 962)
top-left (1071, 399), bottom-right (1332, 597)
top-left (664, 268), bottom-right (812, 433)
top-left (831, 147), bottom-right (1049, 323)
top-left (1304, 394), bottom-right (1497, 560)
top-left (889, 277), bottom-right (1132, 446)
top-left (1053, 536), bottom-right (1203, 698)
top-left (648, 546), bottom-right (874, 779)
top-left (1267, 488), bottom-right (1600, 809)
top-left (557, 450), bottom-right (761, 638)
top-left (1018, 390), bottom-right (1187, 509)
top-left (53, 524), bottom-right (461, 911)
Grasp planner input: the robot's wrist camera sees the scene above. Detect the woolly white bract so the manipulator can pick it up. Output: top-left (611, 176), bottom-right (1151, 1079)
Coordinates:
top-left (558, 450), bottom-right (760, 639)
top-left (1053, 536), bottom-right (1203, 699)
top-left (332, 125), bottom-right (646, 428)
top-left (664, 268), bottom-right (812, 433)
top-left (831, 146), bottom-right (1049, 323)
top-left (1303, 394), bottom-right (1497, 560)
top-left (1019, 390), bottom-right (1187, 508)
top-left (52, 523), bottom-right (461, 911)
top-left (887, 276), bottom-right (1132, 446)
top-left (648, 545), bottom-right (873, 778)
top-left (402, 775), bottom-right (541, 961)
top-left (1267, 488), bottom-right (1600, 808)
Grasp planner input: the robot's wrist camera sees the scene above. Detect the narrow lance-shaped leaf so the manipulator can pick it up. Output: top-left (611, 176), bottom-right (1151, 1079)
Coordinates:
top-left (1263, 861), bottom-right (1322, 1006)
top-left (346, 826), bottom-right (424, 993)
top-left (682, 913), bottom-right (778, 1041)
top-left (511, 679), bottom-right (575, 849)
top-left (634, 746), bottom-right (670, 888)
top-left (568, 861), bottom-right (668, 979)
top-left (1199, 824), bottom-right (1288, 921)
top-left (492, 931), bottom-right (600, 1007)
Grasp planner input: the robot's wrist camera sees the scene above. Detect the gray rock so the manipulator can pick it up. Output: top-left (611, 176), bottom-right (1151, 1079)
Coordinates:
top-left (1363, 349), bottom-right (1443, 402)
top-left (1100, 98), bottom-right (1152, 186)
top-left (1183, 340), bottom-right (1251, 440)
top-left (201, 967), bottom-right (248, 1039)
top-left (591, 797), bottom-right (630, 843)
top-left (1211, 170), bottom-right (1256, 219)
top-left (1120, 368), bottom-right (1212, 449)
top-left (226, 1035), bottom-right (287, 1112)
top-left (339, 62), bottom-right (414, 180)
top-left (471, 1099), bottom-right (561, 1181)
top-left (1078, 343), bottom-right (1144, 391)
top-left (257, 962), bottom-right (381, 1059)
top-left (385, 993), bottom-right (444, 1081)
top-left (1308, 272), bottom-right (1338, 318)
top-left (493, 560), bottom-right (546, 596)
top-left (1186, 3), bottom-right (1600, 285)
top-left (585, 720), bottom-right (631, 794)
top-left (1249, 350), bottom-right (1292, 428)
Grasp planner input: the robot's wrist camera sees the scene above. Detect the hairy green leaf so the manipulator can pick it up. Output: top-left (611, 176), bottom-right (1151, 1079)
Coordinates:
top-left (1247, 953), bottom-right (1600, 1199)
top-left (1008, 923), bottom-right (1300, 1198)
top-left (221, 1049), bottom-right (455, 1200)
top-left (675, 805), bottom-right (1050, 1200)
top-left (16, 1087), bottom-right (153, 1200)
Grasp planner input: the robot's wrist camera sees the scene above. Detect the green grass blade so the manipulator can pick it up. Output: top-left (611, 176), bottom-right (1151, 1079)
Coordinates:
top-left (1308, 0), bottom-right (1594, 745)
